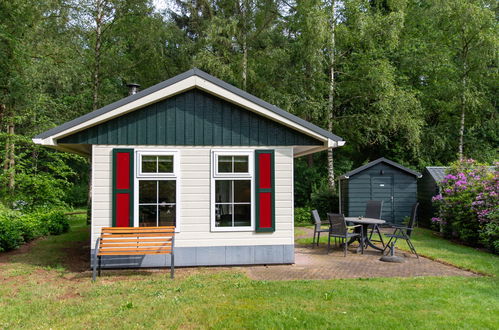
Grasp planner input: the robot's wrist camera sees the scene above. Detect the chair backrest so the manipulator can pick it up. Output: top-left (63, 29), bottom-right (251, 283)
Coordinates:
top-left (406, 202), bottom-right (419, 237)
top-left (311, 210), bottom-right (322, 230)
top-left (327, 213), bottom-right (347, 235)
top-left (365, 200), bottom-right (383, 219)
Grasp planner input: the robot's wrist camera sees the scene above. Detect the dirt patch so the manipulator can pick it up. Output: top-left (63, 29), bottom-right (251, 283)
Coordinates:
top-left (0, 237), bottom-right (46, 265)
top-left (61, 242), bottom-right (91, 273)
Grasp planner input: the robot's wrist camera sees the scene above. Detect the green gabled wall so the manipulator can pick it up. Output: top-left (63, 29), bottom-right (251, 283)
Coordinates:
top-left (59, 89), bottom-right (323, 146)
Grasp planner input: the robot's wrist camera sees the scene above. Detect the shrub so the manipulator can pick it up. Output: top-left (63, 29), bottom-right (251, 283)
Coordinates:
top-left (0, 209), bottom-right (24, 252)
top-left (311, 184), bottom-right (339, 219)
top-left (294, 207), bottom-right (313, 225)
top-left (39, 209), bottom-right (70, 235)
top-left (432, 160), bottom-right (498, 253)
top-left (0, 206), bottom-right (70, 252)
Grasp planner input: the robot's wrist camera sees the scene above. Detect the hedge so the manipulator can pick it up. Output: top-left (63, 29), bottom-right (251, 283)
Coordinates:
top-left (0, 207), bottom-right (70, 252)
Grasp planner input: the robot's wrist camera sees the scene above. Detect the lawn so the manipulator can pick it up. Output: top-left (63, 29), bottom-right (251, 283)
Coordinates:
top-left (0, 216), bottom-right (498, 329)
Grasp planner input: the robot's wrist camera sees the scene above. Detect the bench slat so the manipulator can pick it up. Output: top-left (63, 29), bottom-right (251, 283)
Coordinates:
top-left (101, 242), bottom-right (172, 247)
top-left (98, 250), bottom-right (172, 256)
top-left (101, 233), bottom-right (174, 238)
top-left (100, 246), bottom-right (172, 252)
top-left (100, 238), bottom-right (172, 244)
top-left (102, 226), bottom-right (174, 232)
top-left (101, 228), bottom-right (175, 233)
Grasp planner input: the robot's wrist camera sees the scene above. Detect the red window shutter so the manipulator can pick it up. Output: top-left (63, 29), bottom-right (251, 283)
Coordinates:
top-left (255, 150), bottom-right (275, 232)
top-left (112, 149), bottom-right (134, 227)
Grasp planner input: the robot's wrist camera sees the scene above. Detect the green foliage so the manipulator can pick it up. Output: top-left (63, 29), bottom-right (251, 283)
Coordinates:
top-left (311, 184), bottom-right (339, 219)
top-left (294, 207), bottom-right (313, 226)
top-left (0, 205), bottom-right (70, 252)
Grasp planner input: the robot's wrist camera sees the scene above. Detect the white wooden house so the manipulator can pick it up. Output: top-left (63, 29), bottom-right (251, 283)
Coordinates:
top-left (34, 69), bottom-right (344, 267)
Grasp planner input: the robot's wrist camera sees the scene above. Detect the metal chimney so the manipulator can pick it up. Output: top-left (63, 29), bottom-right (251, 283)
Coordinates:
top-left (126, 83), bottom-right (140, 95)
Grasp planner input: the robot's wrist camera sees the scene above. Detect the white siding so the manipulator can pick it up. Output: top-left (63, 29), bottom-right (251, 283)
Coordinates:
top-left (91, 145), bottom-right (294, 248)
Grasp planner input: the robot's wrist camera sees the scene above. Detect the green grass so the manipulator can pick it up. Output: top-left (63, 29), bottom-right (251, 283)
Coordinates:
top-left (0, 216), bottom-right (498, 329)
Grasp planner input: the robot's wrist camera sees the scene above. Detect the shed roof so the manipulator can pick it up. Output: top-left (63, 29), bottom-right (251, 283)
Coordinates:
top-left (425, 167), bottom-right (448, 183)
top-left (339, 157), bottom-right (422, 179)
top-left (425, 166), bottom-right (496, 183)
top-left (34, 68), bottom-right (342, 143)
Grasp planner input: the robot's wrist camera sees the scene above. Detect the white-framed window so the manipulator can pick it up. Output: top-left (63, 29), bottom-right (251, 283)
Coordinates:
top-left (211, 150), bottom-right (254, 232)
top-left (137, 151), bottom-right (178, 177)
top-left (134, 150), bottom-right (180, 229)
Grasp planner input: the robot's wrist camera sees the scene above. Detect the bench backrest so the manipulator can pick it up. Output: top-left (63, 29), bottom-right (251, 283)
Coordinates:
top-left (98, 226), bottom-right (175, 256)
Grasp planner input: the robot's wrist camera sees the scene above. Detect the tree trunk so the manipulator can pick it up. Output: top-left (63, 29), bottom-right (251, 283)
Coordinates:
top-left (242, 35), bottom-right (247, 91)
top-left (93, 0), bottom-right (104, 111)
top-left (4, 122), bottom-right (15, 191)
top-left (458, 69), bottom-right (467, 160)
top-left (241, 0), bottom-right (248, 91)
top-left (327, 0), bottom-right (336, 192)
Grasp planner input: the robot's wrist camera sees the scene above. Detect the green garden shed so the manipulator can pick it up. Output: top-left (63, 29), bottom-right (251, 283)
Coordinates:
top-left (339, 158), bottom-right (421, 224)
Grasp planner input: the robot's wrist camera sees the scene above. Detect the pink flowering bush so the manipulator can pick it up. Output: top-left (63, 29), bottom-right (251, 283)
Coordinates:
top-left (432, 159), bottom-right (498, 253)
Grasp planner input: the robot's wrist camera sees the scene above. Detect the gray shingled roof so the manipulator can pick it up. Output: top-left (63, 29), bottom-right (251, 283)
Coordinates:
top-left (35, 68), bottom-right (343, 142)
top-left (426, 166), bottom-right (496, 183)
top-left (339, 157), bottom-right (422, 179)
top-left (425, 167), bottom-right (448, 183)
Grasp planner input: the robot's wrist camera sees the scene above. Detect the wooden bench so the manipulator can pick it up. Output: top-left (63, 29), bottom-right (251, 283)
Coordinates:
top-left (92, 226), bottom-right (175, 281)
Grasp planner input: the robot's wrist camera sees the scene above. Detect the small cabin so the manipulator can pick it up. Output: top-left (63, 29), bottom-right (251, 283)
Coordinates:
top-left (339, 158), bottom-right (421, 224)
top-left (33, 68), bottom-right (344, 268)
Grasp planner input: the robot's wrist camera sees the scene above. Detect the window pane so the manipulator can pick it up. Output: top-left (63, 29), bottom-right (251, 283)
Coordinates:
top-left (159, 205), bottom-right (176, 227)
top-left (218, 156), bottom-right (232, 173)
top-left (139, 180), bottom-right (157, 203)
top-left (215, 180), bottom-right (232, 203)
top-left (159, 180), bottom-right (176, 204)
top-left (234, 205), bottom-right (251, 227)
top-left (215, 204), bottom-right (232, 227)
top-left (158, 155), bottom-right (173, 173)
top-left (139, 205), bottom-right (157, 227)
top-left (234, 180), bottom-right (251, 202)
top-left (142, 155), bottom-right (157, 173)
top-left (233, 156), bottom-right (248, 173)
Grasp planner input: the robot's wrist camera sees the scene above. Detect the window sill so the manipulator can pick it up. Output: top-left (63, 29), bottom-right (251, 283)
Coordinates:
top-left (210, 226), bottom-right (254, 232)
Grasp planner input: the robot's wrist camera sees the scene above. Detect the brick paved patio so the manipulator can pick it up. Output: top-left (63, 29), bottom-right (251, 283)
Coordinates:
top-left (244, 228), bottom-right (476, 281)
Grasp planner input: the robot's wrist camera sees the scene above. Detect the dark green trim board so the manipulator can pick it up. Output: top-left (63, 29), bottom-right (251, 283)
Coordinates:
top-left (58, 89), bottom-right (323, 147)
top-left (112, 148), bottom-right (134, 227)
top-left (255, 150), bottom-right (275, 232)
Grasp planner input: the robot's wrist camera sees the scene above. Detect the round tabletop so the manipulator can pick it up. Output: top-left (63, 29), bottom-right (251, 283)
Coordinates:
top-left (345, 217), bottom-right (386, 225)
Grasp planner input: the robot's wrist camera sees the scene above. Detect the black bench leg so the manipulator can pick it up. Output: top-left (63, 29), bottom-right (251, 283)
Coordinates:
top-left (92, 255), bottom-right (97, 281)
top-left (98, 256), bottom-right (102, 276)
top-left (170, 253), bottom-right (174, 279)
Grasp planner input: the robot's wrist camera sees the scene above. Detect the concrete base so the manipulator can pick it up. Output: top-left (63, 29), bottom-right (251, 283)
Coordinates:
top-left (379, 255), bottom-right (405, 263)
top-left (91, 244), bottom-right (295, 269)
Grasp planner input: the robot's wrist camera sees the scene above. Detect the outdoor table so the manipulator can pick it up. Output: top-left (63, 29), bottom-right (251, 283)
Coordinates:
top-left (345, 217), bottom-right (386, 252)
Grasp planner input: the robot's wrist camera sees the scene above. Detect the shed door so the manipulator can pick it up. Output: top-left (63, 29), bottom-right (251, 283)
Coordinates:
top-left (370, 176), bottom-right (394, 222)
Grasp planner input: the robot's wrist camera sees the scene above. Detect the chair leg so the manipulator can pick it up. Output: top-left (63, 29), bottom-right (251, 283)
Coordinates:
top-left (317, 232), bottom-right (321, 247)
top-left (360, 232), bottom-right (364, 255)
top-left (406, 238), bottom-right (419, 259)
top-left (344, 238), bottom-right (347, 257)
top-left (376, 226), bottom-right (385, 247)
top-left (383, 236), bottom-right (394, 254)
top-left (312, 231), bottom-right (316, 248)
top-left (327, 234), bottom-right (331, 254)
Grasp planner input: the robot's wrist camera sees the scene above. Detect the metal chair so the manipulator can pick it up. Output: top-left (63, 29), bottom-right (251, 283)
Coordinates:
top-left (311, 210), bottom-right (330, 247)
top-left (383, 202), bottom-right (419, 258)
top-left (365, 200), bottom-right (385, 247)
top-left (327, 213), bottom-right (364, 256)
